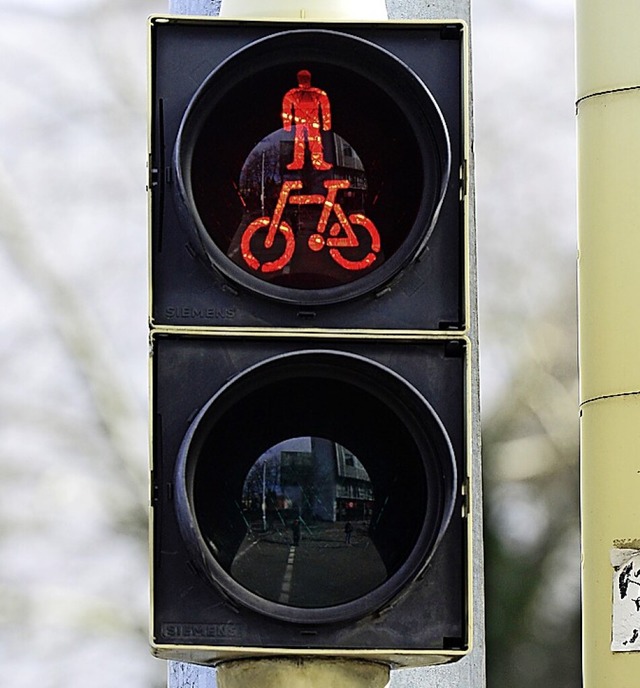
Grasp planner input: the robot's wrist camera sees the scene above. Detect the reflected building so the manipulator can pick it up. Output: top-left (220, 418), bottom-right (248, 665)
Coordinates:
top-left (242, 437), bottom-right (374, 525)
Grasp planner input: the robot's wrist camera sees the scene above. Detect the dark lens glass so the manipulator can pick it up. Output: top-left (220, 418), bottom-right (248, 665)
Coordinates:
top-left (175, 351), bottom-right (456, 623)
top-left (230, 437), bottom-right (385, 607)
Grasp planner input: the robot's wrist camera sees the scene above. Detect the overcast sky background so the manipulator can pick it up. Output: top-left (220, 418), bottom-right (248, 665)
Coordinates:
top-left (0, 0), bottom-right (576, 686)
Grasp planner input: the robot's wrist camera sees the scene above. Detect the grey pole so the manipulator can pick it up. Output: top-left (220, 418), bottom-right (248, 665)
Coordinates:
top-left (169, 0), bottom-right (221, 14)
top-left (166, 7), bottom-right (221, 684)
top-left (168, 660), bottom-right (217, 688)
top-left (162, 3), bottom-right (483, 688)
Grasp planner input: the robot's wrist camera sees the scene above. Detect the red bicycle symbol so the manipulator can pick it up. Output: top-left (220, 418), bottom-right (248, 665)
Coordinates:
top-left (240, 179), bottom-right (381, 274)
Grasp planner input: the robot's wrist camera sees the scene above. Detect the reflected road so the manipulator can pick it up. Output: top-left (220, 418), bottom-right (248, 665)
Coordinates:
top-left (230, 521), bottom-right (387, 607)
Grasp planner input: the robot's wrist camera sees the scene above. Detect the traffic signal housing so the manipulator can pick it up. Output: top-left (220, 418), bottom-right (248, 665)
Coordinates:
top-left (149, 16), bottom-right (474, 667)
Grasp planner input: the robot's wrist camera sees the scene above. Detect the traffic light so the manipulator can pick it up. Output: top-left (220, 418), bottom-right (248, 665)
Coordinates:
top-left (149, 16), bottom-right (474, 667)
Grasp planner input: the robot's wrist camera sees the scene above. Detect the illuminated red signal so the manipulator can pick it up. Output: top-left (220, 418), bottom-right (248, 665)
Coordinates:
top-left (169, 30), bottom-right (453, 303)
top-left (239, 73), bottom-right (381, 275)
top-left (282, 69), bottom-right (333, 171)
top-left (240, 178), bottom-right (380, 273)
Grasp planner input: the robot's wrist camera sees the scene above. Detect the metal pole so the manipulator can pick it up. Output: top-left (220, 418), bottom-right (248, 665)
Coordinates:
top-left (163, 3), bottom-right (482, 688)
top-left (577, 0), bottom-right (640, 684)
top-left (218, 0), bottom-right (386, 19)
top-left (217, 659), bottom-right (389, 688)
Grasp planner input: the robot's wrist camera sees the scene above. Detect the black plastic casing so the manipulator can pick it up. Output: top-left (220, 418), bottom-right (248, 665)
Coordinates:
top-left (149, 17), bottom-right (466, 331)
top-left (151, 336), bottom-right (468, 661)
top-left (149, 16), bottom-right (471, 666)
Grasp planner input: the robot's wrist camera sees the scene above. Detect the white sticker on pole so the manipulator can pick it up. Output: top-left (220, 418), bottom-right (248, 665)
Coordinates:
top-left (611, 547), bottom-right (640, 651)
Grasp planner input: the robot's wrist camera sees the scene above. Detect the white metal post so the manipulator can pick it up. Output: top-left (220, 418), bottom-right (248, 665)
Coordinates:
top-left (577, 0), bottom-right (640, 684)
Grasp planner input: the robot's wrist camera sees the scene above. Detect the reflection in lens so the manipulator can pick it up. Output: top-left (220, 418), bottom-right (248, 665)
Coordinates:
top-left (229, 436), bottom-right (387, 608)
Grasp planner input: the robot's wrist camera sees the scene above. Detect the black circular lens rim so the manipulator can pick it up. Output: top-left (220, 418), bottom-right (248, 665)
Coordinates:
top-left (174, 350), bottom-right (457, 625)
top-left (174, 29), bottom-right (451, 306)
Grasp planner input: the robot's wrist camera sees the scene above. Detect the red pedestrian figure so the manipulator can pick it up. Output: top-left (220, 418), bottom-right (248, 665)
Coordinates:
top-left (281, 69), bottom-right (333, 171)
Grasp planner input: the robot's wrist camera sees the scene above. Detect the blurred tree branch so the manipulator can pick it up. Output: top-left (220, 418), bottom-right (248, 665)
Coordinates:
top-left (0, 152), bottom-right (147, 525)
